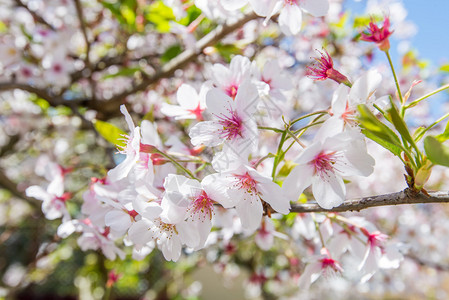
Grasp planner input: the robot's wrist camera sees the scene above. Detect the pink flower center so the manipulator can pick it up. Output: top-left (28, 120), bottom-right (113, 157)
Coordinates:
top-left (187, 103), bottom-right (204, 121)
top-left (21, 67), bottom-right (32, 77)
top-left (216, 110), bottom-right (244, 140)
top-left (367, 231), bottom-right (388, 249)
top-left (262, 76), bottom-right (272, 88)
top-left (224, 84), bottom-right (239, 99)
top-left (190, 190), bottom-right (215, 220)
top-left (56, 192), bottom-right (71, 203)
top-left (53, 63), bottom-right (62, 73)
top-left (284, 0), bottom-right (298, 5)
top-left (102, 226), bottom-right (110, 237)
top-left (340, 102), bottom-right (357, 124)
top-left (321, 257), bottom-right (343, 273)
top-left (234, 172), bottom-right (258, 195)
top-left (127, 209), bottom-right (139, 221)
top-left (311, 151), bottom-right (338, 177)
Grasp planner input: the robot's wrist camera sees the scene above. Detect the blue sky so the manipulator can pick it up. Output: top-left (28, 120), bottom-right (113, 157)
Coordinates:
top-left (345, 1), bottom-right (449, 66)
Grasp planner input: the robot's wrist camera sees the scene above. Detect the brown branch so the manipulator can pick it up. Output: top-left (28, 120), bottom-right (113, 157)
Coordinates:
top-left (0, 167), bottom-right (40, 209)
top-left (0, 82), bottom-right (57, 103)
top-left (289, 190), bottom-right (449, 213)
top-left (406, 253), bottom-right (449, 272)
top-left (73, 0), bottom-right (97, 101)
top-left (14, 0), bottom-right (55, 30)
top-left (93, 11), bottom-right (259, 118)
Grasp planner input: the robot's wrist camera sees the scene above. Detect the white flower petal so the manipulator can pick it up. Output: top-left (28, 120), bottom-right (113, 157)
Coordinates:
top-left (235, 195), bottom-right (263, 233)
top-left (282, 164), bottom-right (313, 201)
top-left (311, 173), bottom-right (345, 209)
top-left (189, 121), bottom-right (223, 147)
top-left (300, 0), bottom-right (329, 17)
top-left (279, 4), bottom-right (303, 35)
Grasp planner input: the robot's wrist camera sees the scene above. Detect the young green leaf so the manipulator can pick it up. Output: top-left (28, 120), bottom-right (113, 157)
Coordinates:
top-left (361, 129), bottom-right (403, 157)
top-left (387, 99), bottom-right (417, 149)
top-left (358, 104), bottom-right (402, 148)
top-left (93, 120), bottom-right (127, 148)
top-left (412, 126), bottom-right (427, 142)
top-left (424, 136), bottom-right (449, 167)
top-left (436, 120), bottom-right (449, 142)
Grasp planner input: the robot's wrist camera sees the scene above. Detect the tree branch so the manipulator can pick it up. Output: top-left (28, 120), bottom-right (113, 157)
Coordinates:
top-left (289, 190), bottom-right (449, 213)
top-left (406, 253), bottom-right (449, 272)
top-left (0, 168), bottom-right (40, 209)
top-left (14, 0), bottom-right (55, 30)
top-left (94, 12), bottom-right (259, 118)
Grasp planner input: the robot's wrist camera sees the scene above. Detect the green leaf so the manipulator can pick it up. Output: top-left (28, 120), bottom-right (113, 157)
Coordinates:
top-left (424, 136), bottom-right (449, 167)
top-left (120, 1), bottom-right (136, 27)
top-left (102, 67), bottom-right (141, 79)
top-left (387, 99), bottom-right (417, 149)
top-left (353, 14), bottom-right (382, 29)
top-left (93, 120), bottom-right (127, 148)
top-left (101, 0), bottom-right (137, 31)
top-left (177, 5), bottom-right (202, 26)
top-left (440, 64), bottom-right (449, 73)
top-left (0, 21), bottom-right (7, 33)
top-left (358, 104), bottom-right (402, 148)
top-left (277, 160), bottom-right (297, 179)
top-left (161, 44), bottom-right (182, 63)
top-left (145, 0), bottom-right (176, 33)
top-left (215, 43), bottom-right (242, 63)
top-left (436, 120), bottom-right (449, 142)
top-left (361, 129), bottom-right (403, 157)
top-left (101, 1), bottom-right (127, 25)
top-left (413, 126), bottom-right (427, 142)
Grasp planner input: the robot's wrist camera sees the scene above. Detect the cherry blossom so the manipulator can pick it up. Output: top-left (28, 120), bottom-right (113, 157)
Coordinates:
top-left (160, 83), bottom-right (208, 121)
top-left (320, 69), bottom-right (387, 135)
top-left (205, 165), bottom-right (290, 233)
top-left (283, 130), bottom-right (374, 209)
top-left (249, 0), bottom-right (330, 35)
top-left (189, 80), bottom-right (259, 157)
top-left (298, 249), bottom-right (343, 289)
top-left (208, 55), bottom-right (253, 99)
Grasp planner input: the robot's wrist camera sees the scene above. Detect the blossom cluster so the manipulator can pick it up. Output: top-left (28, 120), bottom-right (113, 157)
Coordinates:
top-left (4, 0), bottom-right (447, 296)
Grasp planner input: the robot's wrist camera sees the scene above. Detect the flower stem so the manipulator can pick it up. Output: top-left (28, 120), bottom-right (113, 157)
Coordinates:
top-left (290, 110), bottom-right (328, 127)
top-left (405, 83), bottom-right (449, 109)
top-left (312, 213), bottom-right (326, 248)
top-left (155, 149), bottom-right (197, 179)
top-left (385, 51), bottom-right (405, 115)
top-left (272, 131), bottom-right (286, 180)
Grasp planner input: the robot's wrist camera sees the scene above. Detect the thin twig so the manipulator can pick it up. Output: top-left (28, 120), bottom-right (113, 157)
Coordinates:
top-left (91, 12), bottom-right (259, 118)
top-left (14, 0), bottom-right (55, 30)
top-left (289, 189), bottom-right (449, 213)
